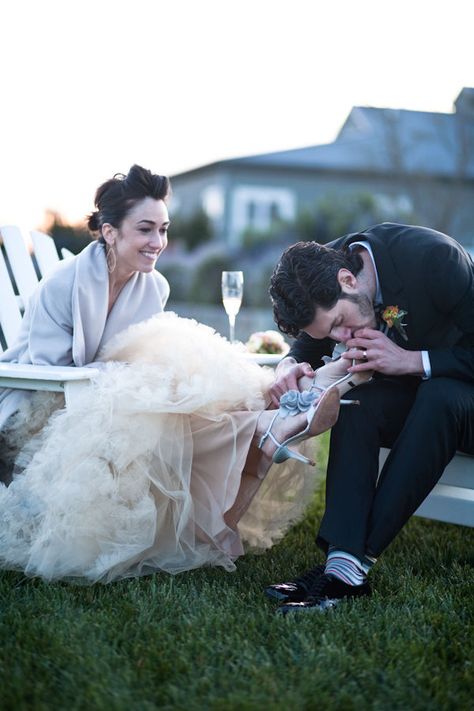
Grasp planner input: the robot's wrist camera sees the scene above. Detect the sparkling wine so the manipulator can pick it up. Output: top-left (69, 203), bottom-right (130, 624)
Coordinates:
top-left (223, 295), bottom-right (242, 317)
top-left (221, 271), bottom-right (244, 343)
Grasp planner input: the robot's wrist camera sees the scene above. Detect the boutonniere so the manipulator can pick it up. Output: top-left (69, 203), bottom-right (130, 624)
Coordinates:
top-left (382, 305), bottom-right (408, 341)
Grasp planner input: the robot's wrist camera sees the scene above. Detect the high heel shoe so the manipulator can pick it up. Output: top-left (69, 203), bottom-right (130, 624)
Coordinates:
top-left (259, 387), bottom-right (341, 466)
top-left (310, 356), bottom-right (372, 402)
top-left (310, 370), bottom-right (361, 406)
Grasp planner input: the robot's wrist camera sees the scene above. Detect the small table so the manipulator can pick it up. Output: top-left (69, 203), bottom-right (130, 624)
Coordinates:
top-left (244, 353), bottom-right (283, 367)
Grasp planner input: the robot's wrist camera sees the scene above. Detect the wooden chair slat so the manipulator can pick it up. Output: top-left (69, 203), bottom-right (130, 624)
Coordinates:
top-left (30, 230), bottom-right (60, 277)
top-left (0, 248), bottom-right (23, 351)
top-left (0, 225), bottom-right (38, 306)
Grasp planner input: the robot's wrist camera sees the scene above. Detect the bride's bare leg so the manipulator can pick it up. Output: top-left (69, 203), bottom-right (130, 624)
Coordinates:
top-left (224, 389), bottom-right (343, 529)
top-left (223, 440), bottom-right (268, 529)
top-left (223, 409), bottom-right (309, 529)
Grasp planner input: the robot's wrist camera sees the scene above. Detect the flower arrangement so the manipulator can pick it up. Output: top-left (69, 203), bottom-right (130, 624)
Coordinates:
top-left (246, 330), bottom-right (290, 355)
top-left (382, 305), bottom-right (408, 341)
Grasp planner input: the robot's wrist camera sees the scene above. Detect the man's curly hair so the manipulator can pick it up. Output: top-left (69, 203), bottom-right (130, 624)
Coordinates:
top-left (269, 241), bottom-right (363, 337)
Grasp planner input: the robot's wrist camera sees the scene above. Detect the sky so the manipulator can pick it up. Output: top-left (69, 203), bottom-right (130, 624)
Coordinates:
top-left (0, 0), bottom-right (473, 229)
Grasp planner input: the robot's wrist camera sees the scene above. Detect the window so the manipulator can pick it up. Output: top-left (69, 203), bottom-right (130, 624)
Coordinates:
top-left (247, 201), bottom-right (256, 225)
top-left (229, 186), bottom-right (295, 246)
top-left (270, 202), bottom-right (280, 223)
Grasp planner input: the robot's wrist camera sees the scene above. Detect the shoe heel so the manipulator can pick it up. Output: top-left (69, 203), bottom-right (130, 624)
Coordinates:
top-left (272, 444), bottom-right (314, 466)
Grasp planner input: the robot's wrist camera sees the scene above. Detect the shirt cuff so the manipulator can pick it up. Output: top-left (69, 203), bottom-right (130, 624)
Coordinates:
top-left (421, 350), bottom-right (432, 379)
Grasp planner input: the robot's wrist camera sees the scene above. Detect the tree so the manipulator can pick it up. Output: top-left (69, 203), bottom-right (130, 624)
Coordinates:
top-left (237, 191), bottom-right (415, 248)
top-left (43, 211), bottom-right (91, 255)
top-left (300, 192), bottom-right (404, 244)
top-left (379, 101), bottom-right (473, 238)
top-left (170, 209), bottom-right (214, 252)
top-left (189, 254), bottom-right (231, 304)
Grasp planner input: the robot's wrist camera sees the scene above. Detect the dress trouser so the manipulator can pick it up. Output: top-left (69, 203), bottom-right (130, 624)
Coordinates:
top-left (317, 376), bottom-right (474, 560)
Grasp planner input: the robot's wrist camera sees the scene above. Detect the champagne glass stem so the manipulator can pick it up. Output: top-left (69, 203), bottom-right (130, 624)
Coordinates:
top-left (228, 315), bottom-right (236, 343)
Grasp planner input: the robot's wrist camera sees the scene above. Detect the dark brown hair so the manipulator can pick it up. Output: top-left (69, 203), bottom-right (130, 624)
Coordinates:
top-left (87, 164), bottom-right (170, 241)
top-left (269, 241), bottom-right (364, 337)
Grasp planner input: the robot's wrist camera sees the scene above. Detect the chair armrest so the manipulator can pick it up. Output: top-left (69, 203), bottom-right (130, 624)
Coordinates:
top-left (245, 353), bottom-right (282, 367)
top-left (0, 362), bottom-right (99, 393)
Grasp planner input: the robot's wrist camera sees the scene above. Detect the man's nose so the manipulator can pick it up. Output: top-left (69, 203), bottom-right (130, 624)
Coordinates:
top-left (332, 327), bottom-right (352, 343)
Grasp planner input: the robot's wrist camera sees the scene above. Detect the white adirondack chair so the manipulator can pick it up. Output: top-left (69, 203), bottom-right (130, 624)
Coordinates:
top-left (379, 449), bottom-right (474, 528)
top-left (0, 225), bottom-right (98, 406)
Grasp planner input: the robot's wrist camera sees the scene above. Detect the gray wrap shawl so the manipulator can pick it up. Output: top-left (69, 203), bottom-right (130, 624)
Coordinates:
top-left (0, 241), bottom-right (169, 427)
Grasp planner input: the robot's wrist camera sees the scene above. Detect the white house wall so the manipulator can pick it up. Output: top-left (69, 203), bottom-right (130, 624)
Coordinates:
top-left (228, 185), bottom-right (296, 247)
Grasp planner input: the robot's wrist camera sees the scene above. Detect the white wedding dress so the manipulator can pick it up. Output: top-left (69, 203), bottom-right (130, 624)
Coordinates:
top-left (0, 313), bottom-right (318, 583)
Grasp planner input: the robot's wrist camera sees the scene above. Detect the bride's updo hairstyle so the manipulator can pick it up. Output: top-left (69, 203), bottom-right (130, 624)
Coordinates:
top-left (87, 164), bottom-right (170, 243)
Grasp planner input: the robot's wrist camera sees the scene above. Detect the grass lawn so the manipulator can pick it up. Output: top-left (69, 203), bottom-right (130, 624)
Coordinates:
top-left (1, 434), bottom-right (473, 710)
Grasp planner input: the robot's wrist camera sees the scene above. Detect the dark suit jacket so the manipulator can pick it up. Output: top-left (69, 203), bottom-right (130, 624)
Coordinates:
top-left (288, 223), bottom-right (474, 382)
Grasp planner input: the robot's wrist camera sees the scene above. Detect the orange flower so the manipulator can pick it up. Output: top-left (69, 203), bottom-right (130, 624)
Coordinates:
top-left (382, 306), bottom-right (399, 328)
top-left (381, 305), bottom-right (408, 341)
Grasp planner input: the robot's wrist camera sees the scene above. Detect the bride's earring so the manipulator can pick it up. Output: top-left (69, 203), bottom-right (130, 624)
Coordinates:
top-left (106, 243), bottom-right (117, 273)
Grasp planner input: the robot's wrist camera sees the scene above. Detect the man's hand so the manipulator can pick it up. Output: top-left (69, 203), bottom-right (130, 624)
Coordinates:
top-left (269, 357), bottom-right (315, 407)
top-left (342, 328), bottom-right (425, 376)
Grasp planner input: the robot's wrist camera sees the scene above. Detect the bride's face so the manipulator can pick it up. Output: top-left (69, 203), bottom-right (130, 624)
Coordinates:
top-left (108, 197), bottom-right (170, 275)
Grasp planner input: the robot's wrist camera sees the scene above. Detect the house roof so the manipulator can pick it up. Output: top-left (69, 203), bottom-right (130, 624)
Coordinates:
top-left (172, 89), bottom-right (474, 180)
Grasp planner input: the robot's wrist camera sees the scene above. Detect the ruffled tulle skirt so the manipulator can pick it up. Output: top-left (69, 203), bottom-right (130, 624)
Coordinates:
top-left (0, 313), bottom-right (318, 583)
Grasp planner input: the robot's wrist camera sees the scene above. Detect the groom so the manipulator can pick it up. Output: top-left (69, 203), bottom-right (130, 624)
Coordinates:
top-left (267, 222), bottom-right (474, 614)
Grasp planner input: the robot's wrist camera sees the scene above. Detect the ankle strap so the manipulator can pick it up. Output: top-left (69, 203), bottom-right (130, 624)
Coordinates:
top-left (258, 410), bottom-right (281, 450)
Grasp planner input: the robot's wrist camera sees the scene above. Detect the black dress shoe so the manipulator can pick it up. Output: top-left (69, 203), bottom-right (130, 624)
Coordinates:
top-left (276, 574), bottom-right (371, 614)
top-left (264, 564), bottom-right (326, 602)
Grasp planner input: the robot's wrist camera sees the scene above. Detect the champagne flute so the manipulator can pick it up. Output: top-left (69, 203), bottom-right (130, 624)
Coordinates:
top-left (221, 271), bottom-right (243, 343)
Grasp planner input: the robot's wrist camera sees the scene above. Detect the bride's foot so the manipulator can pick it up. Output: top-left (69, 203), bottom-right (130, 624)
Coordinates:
top-left (256, 409), bottom-right (309, 460)
top-left (256, 388), bottom-right (340, 465)
top-left (300, 358), bottom-right (372, 399)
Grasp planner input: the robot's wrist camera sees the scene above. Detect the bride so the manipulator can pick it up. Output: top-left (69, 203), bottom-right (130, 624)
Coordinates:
top-left (0, 164), bottom-right (340, 584)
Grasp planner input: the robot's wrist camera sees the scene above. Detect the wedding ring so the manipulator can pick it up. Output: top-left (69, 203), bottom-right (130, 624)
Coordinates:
top-left (362, 350), bottom-right (368, 361)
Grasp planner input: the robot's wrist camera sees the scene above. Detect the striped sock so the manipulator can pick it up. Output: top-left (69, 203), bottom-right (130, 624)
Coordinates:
top-left (325, 547), bottom-right (368, 586)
